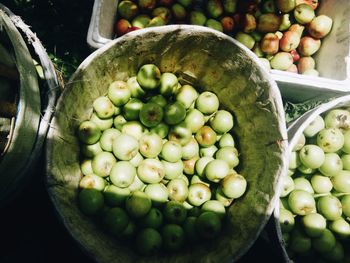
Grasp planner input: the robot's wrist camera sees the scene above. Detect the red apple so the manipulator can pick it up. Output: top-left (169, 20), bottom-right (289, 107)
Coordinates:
top-left (298, 36), bottom-right (321, 56)
top-left (289, 24), bottom-right (305, 37)
top-left (115, 19), bottom-right (132, 36)
top-left (280, 30), bottom-right (301, 52)
top-left (260, 33), bottom-right (280, 55)
top-left (308, 15), bottom-right (333, 39)
top-left (221, 16), bottom-right (235, 33)
top-left (296, 0), bottom-right (318, 10)
top-left (297, 57), bottom-right (316, 74)
top-left (290, 49), bottom-right (300, 62)
top-left (126, 26), bottom-right (141, 33)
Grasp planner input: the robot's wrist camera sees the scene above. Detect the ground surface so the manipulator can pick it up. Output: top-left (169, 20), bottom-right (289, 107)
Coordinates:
top-left (0, 1), bottom-right (285, 262)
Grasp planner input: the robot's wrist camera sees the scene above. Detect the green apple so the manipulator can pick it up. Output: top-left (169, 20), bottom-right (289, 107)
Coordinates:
top-left (310, 174), bottom-right (332, 194)
top-left (288, 189), bottom-right (316, 216)
top-left (113, 115), bottom-right (127, 130)
top-left (125, 190), bottom-right (152, 218)
top-left (129, 152), bottom-right (144, 167)
top-left (162, 224), bottom-right (185, 251)
top-left (139, 102), bottom-right (164, 128)
top-left (100, 128), bottom-right (121, 152)
top-left (279, 208), bottom-right (295, 233)
top-left (159, 72), bottom-right (178, 97)
top-left (80, 159), bottom-right (93, 176)
top-left (162, 160), bottom-right (183, 180)
top-left (176, 84), bottom-right (199, 109)
top-left (91, 151), bottom-right (117, 177)
top-left (103, 207), bottom-right (129, 236)
top-left (93, 96), bottom-right (115, 119)
top-left (135, 228), bottom-right (162, 255)
top-left (301, 213), bottom-right (326, 237)
top-left (103, 184), bottom-right (130, 206)
top-left (78, 120), bottom-right (101, 144)
top-left (80, 141), bottom-right (103, 158)
top-left (312, 228), bottom-right (336, 253)
top-left (199, 145), bottom-right (218, 157)
top-left (167, 178), bottom-right (189, 202)
top-left (164, 101), bottom-right (186, 125)
top-left (79, 174), bottom-right (106, 191)
top-left (127, 76), bottom-right (146, 98)
top-left (195, 126), bottom-right (217, 147)
top-left (168, 123), bottom-right (192, 146)
top-left (183, 156), bottom-right (199, 175)
top-left (183, 216), bottom-right (199, 241)
top-left (161, 141), bottom-right (182, 162)
top-left (128, 174), bottom-right (146, 192)
top-left (293, 177), bottom-right (314, 194)
top-left (215, 146), bottom-right (239, 168)
top-left (110, 161), bottom-right (136, 188)
top-left (182, 138), bottom-right (199, 160)
top-left (205, 159), bottom-right (230, 182)
top-left (195, 91), bottom-right (219, 115)
top-left (195, 156), bottom-right (214, 177)
top-left (289, 228), bottom-right (311, 253)
top-left (215, 187), bottom-right (233, 207)
top-left (123, 98), bottom-right (143, 121)
top-left (121, 121), bottom-right (145, 140)
top-left (144, 183), bottom-right (169, 206)
top-left (78, 188), bottom-right (104, 216)
top-left (209, 110), bottom-right (234, 134)
top-left (90, 113), bottom-right (113, 131)
top-left (329, 218), bottom-right (350, 239)
top-left (202, 200), bottom-right (226, 219)
top-left (140, 207), bottom-right (164, 229)
top-left (294, 4), bottom-right (315, 24)
top-left (163, 200), bottom-right (187, 224)
top-left (137, 64), bottom-right (161, 90)
top-left (112, 133), bottom-right (139, 161)
top-left (188, 183), bottom-right (211, 206)
top-left (139, 133), bottom-right (163, 158)
top-left (150, 122), bottom-right (169, 139)
top-left (183, 108), bottom-right (205, 133)
top-left (108, 80), bottom-right (131, 106)
top-left (221, 173), bottom-right (247, 199)
top-left (195, 211), bottom-right (222, 239)
top-left (137, 159), bottom-right (165, 183)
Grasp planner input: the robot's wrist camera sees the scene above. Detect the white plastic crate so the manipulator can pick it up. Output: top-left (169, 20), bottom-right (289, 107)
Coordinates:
top-left (87, 0), bottom-right (350, 102)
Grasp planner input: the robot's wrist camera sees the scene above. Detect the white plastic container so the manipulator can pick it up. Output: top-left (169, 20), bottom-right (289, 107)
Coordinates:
top-left (87, 0), bottom-right (118, 50)
top-left (87, 0), bottom-right (350, 102)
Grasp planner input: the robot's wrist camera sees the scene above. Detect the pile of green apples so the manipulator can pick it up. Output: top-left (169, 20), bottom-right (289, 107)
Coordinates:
top-left (280, 108), bottom-right (350, 262)
top-left (113, 0), bottom-right (332, 77)
top-left (76, 63), bottom-right (247, 255)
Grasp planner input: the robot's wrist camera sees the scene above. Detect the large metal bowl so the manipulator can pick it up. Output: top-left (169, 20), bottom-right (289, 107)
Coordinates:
top-left (46, 25), bottom-right (288, 263)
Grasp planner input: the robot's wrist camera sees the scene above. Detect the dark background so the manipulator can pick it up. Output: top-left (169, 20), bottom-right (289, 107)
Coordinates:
top-left (0, 0), bottom-right (284, 262)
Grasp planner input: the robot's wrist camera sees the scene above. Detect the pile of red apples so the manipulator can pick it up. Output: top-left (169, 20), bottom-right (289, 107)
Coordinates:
top-left (114, 0), bottom-right (332, 76)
